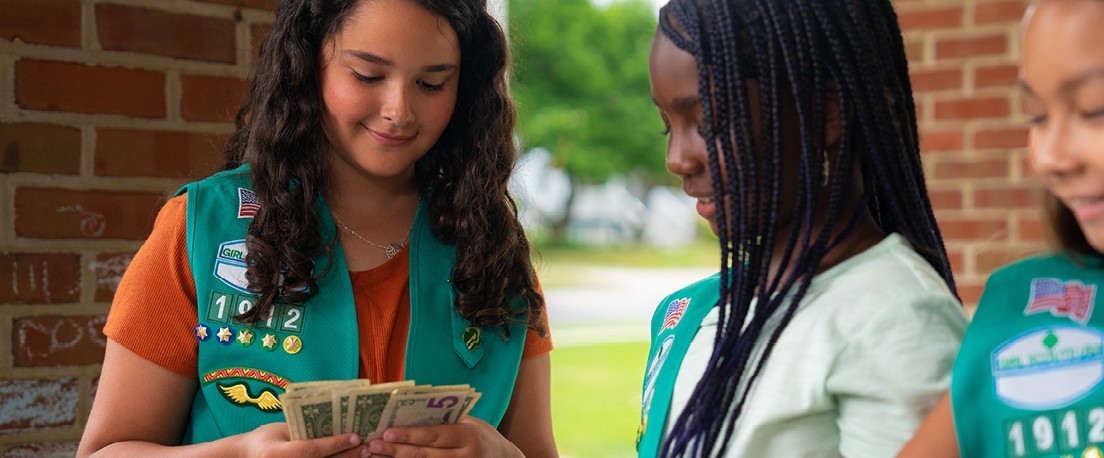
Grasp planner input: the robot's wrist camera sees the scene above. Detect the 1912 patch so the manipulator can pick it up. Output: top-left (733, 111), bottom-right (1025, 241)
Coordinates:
top-left (992, 326), bottom-right (1104, 410)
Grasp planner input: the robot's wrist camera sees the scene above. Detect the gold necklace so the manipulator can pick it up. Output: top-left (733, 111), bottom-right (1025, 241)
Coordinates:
top-left (331, 212), bottom-right (413, 259)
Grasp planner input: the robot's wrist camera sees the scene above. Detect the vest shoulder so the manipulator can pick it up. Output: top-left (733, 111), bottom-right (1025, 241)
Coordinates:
top-left (989, 253), bottom-right (1098, 284)
top-left (177, 165), bottom-right (251, 196)
top-left (666, 273), bottom-right (720, 300)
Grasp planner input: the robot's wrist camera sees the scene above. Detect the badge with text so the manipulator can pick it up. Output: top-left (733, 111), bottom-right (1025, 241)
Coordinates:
top-left (214, 240), bottom-right (252, 294)
top-left (991, 326), bottom-right (1104, 410)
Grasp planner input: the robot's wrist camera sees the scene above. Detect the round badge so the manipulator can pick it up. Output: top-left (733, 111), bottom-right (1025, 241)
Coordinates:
top-left (1085, 446), bottom-right (1104, 458)
top-left (261, 333), bottom-right (278, 351)
top-left (283, 335), bottom-right (303, 354)
top-left (462, 326), bottom-right (482, 351)
top-left (237, 330), bottom-right (254, 347)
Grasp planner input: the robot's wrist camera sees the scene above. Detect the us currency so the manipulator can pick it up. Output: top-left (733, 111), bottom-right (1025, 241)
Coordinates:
top-left (373, 387), bottom-right (475, 434)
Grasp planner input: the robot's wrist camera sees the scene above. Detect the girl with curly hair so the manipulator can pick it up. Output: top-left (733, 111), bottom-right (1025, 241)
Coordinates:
top-left (78, 0), bottom-right (555, 456)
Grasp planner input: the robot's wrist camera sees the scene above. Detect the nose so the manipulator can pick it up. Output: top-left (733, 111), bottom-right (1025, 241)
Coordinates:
top-left (381, 84), bottom-right (415, 127)
top-left (1030, 117), bottom-right (1083, 179)
top-left (665, 130), bottom-right (706, 179)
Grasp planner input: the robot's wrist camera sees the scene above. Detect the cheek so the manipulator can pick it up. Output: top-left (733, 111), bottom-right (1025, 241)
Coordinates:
top-left (421, 96), bottom-right (457, 133)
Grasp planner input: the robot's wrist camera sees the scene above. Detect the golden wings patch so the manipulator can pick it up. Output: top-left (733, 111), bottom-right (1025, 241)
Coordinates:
top-left (217, 383), bottom-right (283, 412)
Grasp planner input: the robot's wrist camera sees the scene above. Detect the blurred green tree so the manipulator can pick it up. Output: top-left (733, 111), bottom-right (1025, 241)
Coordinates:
top-left (509, 0), bottom-right (666, 240)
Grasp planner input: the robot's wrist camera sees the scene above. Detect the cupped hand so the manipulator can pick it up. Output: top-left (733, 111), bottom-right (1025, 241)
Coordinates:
top-left (366, 417), bottom-right (523, 458)
top-left (236, 422), bottom-right (367, 458)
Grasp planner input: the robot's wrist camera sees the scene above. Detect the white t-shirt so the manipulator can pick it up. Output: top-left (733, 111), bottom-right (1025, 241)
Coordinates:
top-left (665, 234), bottom-right (968, 457)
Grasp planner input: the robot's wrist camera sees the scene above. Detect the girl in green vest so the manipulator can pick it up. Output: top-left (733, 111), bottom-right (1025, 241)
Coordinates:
top-left (901, 1), bottom-right (1104, 457)
top-left (638, 0), bottom-right (968, 456)
top-left (78, 0), bottom-right (556, 457)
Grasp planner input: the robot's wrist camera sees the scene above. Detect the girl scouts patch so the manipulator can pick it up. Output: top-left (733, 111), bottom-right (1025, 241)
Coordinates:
top-left (991, 326), bottom-right (1104, 409)
top-left (661, 298), bottom-right (690, 331)
top-left (238, 187), bottom-right (260, 218)
top-left (214, 240), bottom-right (251, 293)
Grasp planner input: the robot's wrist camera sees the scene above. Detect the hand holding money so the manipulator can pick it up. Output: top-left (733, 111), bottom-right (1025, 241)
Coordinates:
top-left (280, 380), bottom-right (482, 442)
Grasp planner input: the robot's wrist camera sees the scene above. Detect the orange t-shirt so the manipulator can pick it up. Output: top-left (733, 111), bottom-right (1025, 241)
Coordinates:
top-left (104, 195), bottom-right (552, 381)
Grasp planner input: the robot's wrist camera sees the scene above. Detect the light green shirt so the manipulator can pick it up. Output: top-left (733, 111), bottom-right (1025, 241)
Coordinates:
top-left (666, 234), bottom-right (967, 457)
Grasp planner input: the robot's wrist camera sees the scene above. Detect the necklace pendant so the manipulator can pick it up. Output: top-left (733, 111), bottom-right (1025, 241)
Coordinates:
top-left (384, 244), bottom-right (401, 259)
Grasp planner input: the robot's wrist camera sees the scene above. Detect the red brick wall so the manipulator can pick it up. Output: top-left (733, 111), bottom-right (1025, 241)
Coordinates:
top-left (900, 0), bottom-right (1040, 307)
top-left (0, 0), bottom-right (273, 453)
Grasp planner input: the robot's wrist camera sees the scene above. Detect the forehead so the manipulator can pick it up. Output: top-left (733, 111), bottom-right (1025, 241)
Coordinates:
top-left (332, 0), bottom-right (460, 62)
top-left (1022, 0), bottom-right (1104, 90)
top-left (649, 33), bottom-right (699, 102)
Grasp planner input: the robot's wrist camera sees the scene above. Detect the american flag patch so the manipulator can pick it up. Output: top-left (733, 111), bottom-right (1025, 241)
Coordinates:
top-left (1024, 278), bottom-right (1096, 325)
top-left (238, 188), bottom-right (260, 218)
top-left (661, 298), bottom-right (690, 331)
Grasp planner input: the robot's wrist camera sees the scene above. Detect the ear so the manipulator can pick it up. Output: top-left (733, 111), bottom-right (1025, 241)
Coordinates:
top-left (825, 83), bottom-right (842, 150)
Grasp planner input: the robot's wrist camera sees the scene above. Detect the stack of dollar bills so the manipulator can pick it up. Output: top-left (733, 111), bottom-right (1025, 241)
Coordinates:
top-left (280, 380), bottom-right (482, 442)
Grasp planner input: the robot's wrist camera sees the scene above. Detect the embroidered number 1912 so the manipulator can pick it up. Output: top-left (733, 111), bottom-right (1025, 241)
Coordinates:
top-left (1006, 408), bottom-right (1104, 457)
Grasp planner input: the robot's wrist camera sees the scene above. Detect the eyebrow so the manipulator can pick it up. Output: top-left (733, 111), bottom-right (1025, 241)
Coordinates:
top-left (1020, 67), bottom-right (1104, 96)
top-left (344, 50), bottom-right (459, 72)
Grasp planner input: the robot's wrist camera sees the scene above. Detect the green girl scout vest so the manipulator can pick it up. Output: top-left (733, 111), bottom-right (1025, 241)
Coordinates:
top-left (952, 254), bottom-right (1104, 458)
top-left (177, 166), bottom-right (527, 443)
top-left (637, 273), bottom-right (721, 457)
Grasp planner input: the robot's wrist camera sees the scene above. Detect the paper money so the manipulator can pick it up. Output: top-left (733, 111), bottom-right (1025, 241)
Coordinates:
top-left (281, 379), bottom-right (479, 442)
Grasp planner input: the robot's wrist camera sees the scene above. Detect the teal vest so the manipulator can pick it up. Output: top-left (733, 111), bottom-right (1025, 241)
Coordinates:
top-left (636, 274), bottom-right (720, 458)
top-left (952, 254), bottom-right (1104, 458)
top-left (177, 166), bottom-right (527, 443)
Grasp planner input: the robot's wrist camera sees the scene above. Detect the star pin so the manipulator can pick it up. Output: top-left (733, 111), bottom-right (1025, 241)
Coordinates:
top-left (216, 327), bottom-right (233, 343)
top-left (261, 333), bottom-right (278, 350)
top-left (282, 335), bottom-right (302, 355)
top-left (237, 329), bottom-right (254, 346)
top-left (194, 324), bottom-right (210, 341)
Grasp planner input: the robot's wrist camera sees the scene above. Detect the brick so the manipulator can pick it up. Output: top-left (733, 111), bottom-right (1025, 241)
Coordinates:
top-left (180, 75), bottom-right (247, 122)
top-left (0, 123), bottom-right (81, 175)
top-left (0, 253), bottom-right (81, 304)
top-left (936, 34), bottom-right (1008, 60)
top-left (977, 247), bottom-right (1036, 272)
top-left (919, 129), bottom-right (963, 153)
top-left (903, 39), bottom-right (924, 62)
top-left (974, 126), bottom-right (1028, 150)
top-left (16, 60), bottom-right (165, 118)
top-left (974, 0), bottom-right (1029, 25)
top-left (14, 187), bottom-right (165, 240)
top-left (1019, 216), bottom-right (1046, 242)
top-left (957, 281), bottom-right (985, 309)
top-left (92, 252), bottom-right (134, 302)
top-left (251, 23), bottom-right (272, 63)
top-left (0, 0), bottom-right (80, 47)
top-left (975, 64), bottom-right (1019, 89)
top-left (910, 67), bottom-right (962, 92)
top-left (933, 156), bottom-right (1010, 180)
top-left (975, 184), bottom-right (1043, 209)
top-left (95, 128), bottom-right (224, 178)
top-left (2, 442), bottom-right (78, 458)
top-left (946, 246), bottom-right (966, 274)
top-left (0, 378), bottom-right (79, 433)
top-left (934, 96), bottom-right (1010, 120)
top-left (928, 188), bottom-right (964, 210)
top-left (13, 316), bottom-right (108, 367)
top-left (96, 4), bottom-right (236, 64)
top-left (195, 0), bottom-right (276, 10)
top-left (937, 216), bottom-right (1008, 242)
top-left (898, 5), bottom-right (963, 30)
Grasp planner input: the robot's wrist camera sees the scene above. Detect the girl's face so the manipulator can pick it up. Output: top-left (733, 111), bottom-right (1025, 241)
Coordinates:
top-left (649, 32), bottom-right (720, 235)
top-left (320, 0), bottom-right (460, 186)
top-left (1022, 0), bottom-right (1104, 251)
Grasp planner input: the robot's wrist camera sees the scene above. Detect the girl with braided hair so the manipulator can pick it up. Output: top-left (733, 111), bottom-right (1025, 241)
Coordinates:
top-left (902, 1), bottom-right (1104, 456)
top-left (637, 0), bottom-right (967, 456)
top-left (79, 0), bottom-right (555, 456)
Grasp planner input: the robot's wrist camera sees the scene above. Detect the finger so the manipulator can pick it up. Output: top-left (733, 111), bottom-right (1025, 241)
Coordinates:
top-left (328, 444), bottom-right (370, 458)
top-left (380, 426), bottom-right (455, 447)
top-left (367, 439), bottom-right (436, 458)
top-left (293, 433), bottom-right (362, 457)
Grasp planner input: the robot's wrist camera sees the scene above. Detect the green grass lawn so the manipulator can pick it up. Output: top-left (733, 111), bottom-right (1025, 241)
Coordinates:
top-left (551, 340), bottom-right (651, 458)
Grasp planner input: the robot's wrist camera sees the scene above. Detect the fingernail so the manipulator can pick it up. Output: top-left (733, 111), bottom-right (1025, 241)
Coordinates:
top-left (383, 430), bottom-right (396, 441)
top-left (369, 441), bottom-right (384, 453)
top-left (360, 446), bottom-right (370, 458)
top-left (349, 434), bottom-right (361, 445)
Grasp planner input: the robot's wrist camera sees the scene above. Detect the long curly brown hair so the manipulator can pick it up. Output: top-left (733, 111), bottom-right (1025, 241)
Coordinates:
top-left (223, 0), bottom-right (544, 337)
